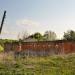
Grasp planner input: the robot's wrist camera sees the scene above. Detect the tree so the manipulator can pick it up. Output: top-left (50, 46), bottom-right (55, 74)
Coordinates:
top-left (33, 32), bottom-right (43, 41)
top-left (25, 32), bottom-right (43, 41)
top-left (63, 30), bottom-right (75, 40)
top-left (18, 31), bottom-right (29, 41)
top-left (22, 31), bottom-right (29, 40)
top-left (43, 31), bottom-right (57, 41)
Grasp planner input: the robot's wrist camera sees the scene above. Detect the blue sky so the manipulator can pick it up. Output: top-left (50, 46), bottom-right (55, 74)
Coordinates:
top-left (0, 0), bottom-right (75, 39)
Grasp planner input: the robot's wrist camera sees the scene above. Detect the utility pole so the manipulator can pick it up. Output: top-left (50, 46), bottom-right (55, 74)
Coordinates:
top-left (0, 10), bottom-right (6, 34)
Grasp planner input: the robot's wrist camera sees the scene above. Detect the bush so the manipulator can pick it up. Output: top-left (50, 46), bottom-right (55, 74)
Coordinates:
top-left (0, 45), bottom-right (4, 52)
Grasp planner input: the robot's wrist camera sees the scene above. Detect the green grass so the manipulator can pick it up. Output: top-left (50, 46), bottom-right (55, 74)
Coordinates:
top-left (0, 53), bottom-right (75, 75)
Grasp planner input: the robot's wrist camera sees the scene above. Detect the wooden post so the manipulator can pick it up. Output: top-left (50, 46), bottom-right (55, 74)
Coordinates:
top-left (0, 11), bottom-right (6, 34)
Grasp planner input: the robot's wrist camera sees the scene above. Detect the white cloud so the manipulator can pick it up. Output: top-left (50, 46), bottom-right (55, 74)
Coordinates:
top-left (0, 18), bottom-right (66, 39)
top-left (0, 29), bottom-right (18, 39)
top-left (16, 19), bottom-right (45, 35)
top-left (1, 29), bottom-right (17, 35)
top-left (16, 19), bottom-right (40, 27)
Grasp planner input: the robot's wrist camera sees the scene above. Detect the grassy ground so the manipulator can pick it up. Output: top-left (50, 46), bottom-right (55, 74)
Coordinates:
top-left (0, 52), bottom-right (75, 75)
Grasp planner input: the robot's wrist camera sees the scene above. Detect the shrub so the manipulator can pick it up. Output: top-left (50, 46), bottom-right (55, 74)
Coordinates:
top-left (0, 45), bottom-right (4, 52)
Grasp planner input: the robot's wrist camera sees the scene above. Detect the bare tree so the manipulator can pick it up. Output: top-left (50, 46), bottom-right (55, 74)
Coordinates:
top-left (18, 31), bottom-right (29, 41)
top-left (43, 31), bottom-right (57, 41)
top-left (22, 31), bottom-right (29, 40)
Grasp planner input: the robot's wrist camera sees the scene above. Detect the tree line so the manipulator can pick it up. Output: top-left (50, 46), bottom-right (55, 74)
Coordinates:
top-left (18, 30), bottom-right (75, 42)
top-left (0, 30), bottom-right (75, 43)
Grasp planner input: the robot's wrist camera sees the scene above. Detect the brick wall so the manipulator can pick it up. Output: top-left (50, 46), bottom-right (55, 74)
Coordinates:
top-left (4, 40), bottom-right (75, 56)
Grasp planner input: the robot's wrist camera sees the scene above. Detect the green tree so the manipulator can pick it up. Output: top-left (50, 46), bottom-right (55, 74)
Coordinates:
top-left (63, 30), bottom-right (75, 40)
top-left (33, 32), bottom-right (43, 41)
top-left (23, 32), bottom-right (43, 41)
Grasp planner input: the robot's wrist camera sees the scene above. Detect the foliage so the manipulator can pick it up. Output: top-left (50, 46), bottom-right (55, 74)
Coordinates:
top-left (33, 32), bottom-right (43, 41)
top-left (0, 45), bottom-right (4, 52)
top-left (0, 53), bottom-right (75, 75)
top-left (63, 30), bottom-right (75, 40)
top-left (0, 39), bottom-right (17, 44)
top-left (0, 39), bottom-right (17, 52)
top-left (28, 32), bottom-right (43, 41)
top-left (20, 30), bottom-right (57, 41)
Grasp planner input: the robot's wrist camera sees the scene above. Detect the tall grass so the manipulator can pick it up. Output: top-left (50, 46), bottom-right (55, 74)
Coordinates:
top-left (0, 52), bottom-right (75, 75)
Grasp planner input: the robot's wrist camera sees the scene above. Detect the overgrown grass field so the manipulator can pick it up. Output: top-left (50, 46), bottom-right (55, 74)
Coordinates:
top-left (0, 52), bottom-right (75, 75)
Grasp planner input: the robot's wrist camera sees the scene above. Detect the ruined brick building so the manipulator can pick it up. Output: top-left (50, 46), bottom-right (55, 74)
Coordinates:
top-left (4, 40), bottom-right (75, 56)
